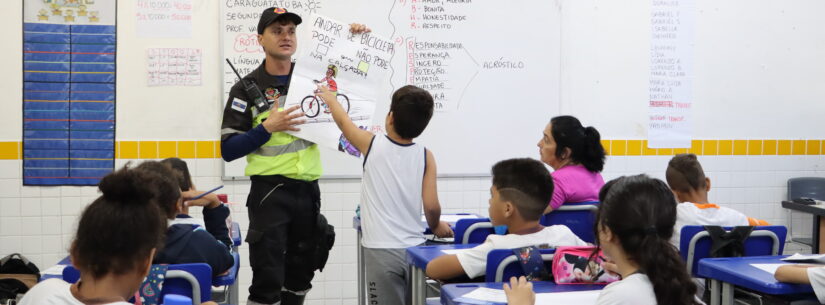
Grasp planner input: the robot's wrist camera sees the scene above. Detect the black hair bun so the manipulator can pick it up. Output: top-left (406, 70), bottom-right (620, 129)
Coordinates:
top-left (97, 167), bottom-right (155, 204)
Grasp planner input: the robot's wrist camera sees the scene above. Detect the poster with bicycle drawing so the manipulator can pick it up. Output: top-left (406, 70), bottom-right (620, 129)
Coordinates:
top-left (284, 13), bottom-right (393, 156)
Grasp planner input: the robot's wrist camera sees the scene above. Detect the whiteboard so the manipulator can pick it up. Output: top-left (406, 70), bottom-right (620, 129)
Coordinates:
top-left (221, 0), bottom-right (561, 178)
top-left (559, 0), bottom-right (825, 140)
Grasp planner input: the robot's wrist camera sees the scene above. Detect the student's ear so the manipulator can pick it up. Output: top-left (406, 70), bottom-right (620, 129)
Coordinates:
top-left (68, 241), bottom-right (79, 269)
top-left (705, 177), bottom-right (712, 192)
top-left (600, 224), bottom-right (616, 244)
top-left (561, 147), bottom-right (572, 160)
top-left (385, 111), bottom-right (393, 127)
top-left (503, 201), bottom-right (515, 218)
top-left (139, 248), bottom-right (157, 278)
top-left (257, 34), bottom-right (264, 46)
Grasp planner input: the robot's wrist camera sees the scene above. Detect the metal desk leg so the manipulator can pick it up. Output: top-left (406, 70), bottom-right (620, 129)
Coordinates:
top-left (230, 278), bottom-right (239, 305)
top-left (710, 279), bottom-right (720, 305)
top-left (721, 282), bottom-right (734, 305)
top-left (358, 230), bottom-right (365, 305)
top-left (411, 266), bottom-right (425, 305)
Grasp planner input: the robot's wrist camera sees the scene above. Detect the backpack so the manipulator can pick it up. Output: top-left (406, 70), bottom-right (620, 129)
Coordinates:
top-left (703, 226), bottom-right (754, 258)
top-left (0, 253), bottom-right (40, 303)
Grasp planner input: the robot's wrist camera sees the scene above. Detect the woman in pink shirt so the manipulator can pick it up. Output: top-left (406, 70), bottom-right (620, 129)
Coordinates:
top-left (537, 115), bottom-right (606, 214)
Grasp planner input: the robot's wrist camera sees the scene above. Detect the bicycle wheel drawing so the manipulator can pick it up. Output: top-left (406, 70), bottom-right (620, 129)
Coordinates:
top-left (301, 96), bottom-right (321, 118)
top-left (338, 94), bottom-right (350, 113)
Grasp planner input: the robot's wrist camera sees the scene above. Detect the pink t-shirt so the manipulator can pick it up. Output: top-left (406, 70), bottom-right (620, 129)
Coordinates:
top-left (549, 164), bottom-right (604, 210)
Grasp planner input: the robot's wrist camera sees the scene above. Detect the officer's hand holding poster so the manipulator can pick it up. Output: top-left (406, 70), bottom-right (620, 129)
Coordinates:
top-left (285, 14), bottom-right (394, 156)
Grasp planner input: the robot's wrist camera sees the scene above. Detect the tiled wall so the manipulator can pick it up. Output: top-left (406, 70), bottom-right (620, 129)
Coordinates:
top-left (5, 139), bottom-right (825, 160)
top-left (1, 152), bottom-right (823, 305)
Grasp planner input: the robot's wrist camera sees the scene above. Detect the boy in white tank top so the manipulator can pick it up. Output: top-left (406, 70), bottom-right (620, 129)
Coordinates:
top-left (317, 85), bottom-right (453, 305)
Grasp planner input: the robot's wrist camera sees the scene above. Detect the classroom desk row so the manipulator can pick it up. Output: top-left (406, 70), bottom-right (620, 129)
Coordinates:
top-left (698, 255), bottom-right (818, 305)
top-left (410, 249), bottom-right (824, 305)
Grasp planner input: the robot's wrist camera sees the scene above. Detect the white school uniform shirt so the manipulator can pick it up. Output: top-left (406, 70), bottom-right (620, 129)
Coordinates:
top-left (596, 273), bottom-right (706, 305)
top-left (807, 267), bottom-right (825, 303)
top-left (455, 225), bottom-right (588, 278)
top-left (595, 273), bottom-right (658, 305)
top-left (360, 135), bottom-right (428, 249)
top-left (18, 278), bottom-right (132, 305)
top-left (671, 202), bottom-right (753, 248)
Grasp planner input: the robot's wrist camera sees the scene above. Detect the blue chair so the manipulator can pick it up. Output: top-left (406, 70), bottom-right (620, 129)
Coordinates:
top-left (540, 201), bottom-right (599, 243)
top-left (212, 251), bottom-right (241, 305)
top-left (62, 263), bottom-right (212, 305)
top-left (454, 218), bottom-right (495, 244)
top-left (163, 294), bottom-right (194, 305)
top-left (484, 248), bottom-right (556, 282)
top-left (679, 225), bottom-right (787, 276)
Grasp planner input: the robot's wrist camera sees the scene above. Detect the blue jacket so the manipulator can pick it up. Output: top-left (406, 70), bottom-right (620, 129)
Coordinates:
top-left (154, 205), bottom-right (233, 276)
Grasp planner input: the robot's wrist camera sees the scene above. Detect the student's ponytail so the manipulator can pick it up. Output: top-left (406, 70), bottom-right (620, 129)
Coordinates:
top-left (581, 126), bottom-right (605, 172)
top-left (637, 228), bottom-right (698, 305)
top-left (549, 116), bottom-right (606, 173)
top-left (595, 175), bottom-right (700, 305)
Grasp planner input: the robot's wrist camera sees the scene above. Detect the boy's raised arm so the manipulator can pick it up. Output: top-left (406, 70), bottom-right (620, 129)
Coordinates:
top-left (316, 86), bottom-right (374, 153)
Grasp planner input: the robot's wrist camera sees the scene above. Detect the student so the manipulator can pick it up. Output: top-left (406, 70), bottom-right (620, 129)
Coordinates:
top-left (317, 85), bottom-right (452, 305)
top-left (425, 158), bottom-right (588, 280)
top-left (161, 157), bottom-right (232, 247)
top-left (135, 161), bottom-right (233, 277)
top-left (666, 153), bottom-right (768, 247)
top-left (538, 115), bottom-right (606, 214)
top-left (774, 265), bottom-right (825, 303)
top-left (19, 167), bottom-right (218, 305)
top-left (505, 175), bottom-right (702, 305)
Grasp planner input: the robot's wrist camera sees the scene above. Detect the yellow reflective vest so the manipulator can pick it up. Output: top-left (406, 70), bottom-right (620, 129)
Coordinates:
top-left (246, 108), bottom-right (322, 181)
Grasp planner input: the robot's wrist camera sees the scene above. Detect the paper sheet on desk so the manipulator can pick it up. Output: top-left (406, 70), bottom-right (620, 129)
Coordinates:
top-left (782, 253), bottom-right (825, 263)
top-left (42, 265), bottom-right (66, 276)
top-left (535, 290), bottom-right (600, 304)
top-left (752, 263), bottom-right (790, 274)
top-left (457, 287), bottom-right (507, 304)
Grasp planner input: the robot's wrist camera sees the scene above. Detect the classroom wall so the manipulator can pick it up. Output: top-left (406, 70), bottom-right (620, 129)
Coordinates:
top-left (1, 1), bottom-right (824, 305)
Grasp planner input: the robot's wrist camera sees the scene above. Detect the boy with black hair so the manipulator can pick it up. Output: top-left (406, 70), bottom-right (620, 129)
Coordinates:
top-left (666, 153), bottom-right (768, 247)
top-left (425, 158), bottom-right (587, 280)
top-left (317, 85), bottom-right (452, 305)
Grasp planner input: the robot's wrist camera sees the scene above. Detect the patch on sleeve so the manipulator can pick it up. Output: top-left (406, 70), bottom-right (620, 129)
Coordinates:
top-left (231, 98), bottom-right (248, 113)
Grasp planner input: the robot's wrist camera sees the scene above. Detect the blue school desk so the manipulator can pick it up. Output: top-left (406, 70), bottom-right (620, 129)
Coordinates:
top-left (406, 244), bottom-right (481, 305)
top-left (697, 255), bottom-right (816, 305)
top-left (353, 213), bottom-right (483, 305)
top-left (440, 281), bottom-right (604, 305)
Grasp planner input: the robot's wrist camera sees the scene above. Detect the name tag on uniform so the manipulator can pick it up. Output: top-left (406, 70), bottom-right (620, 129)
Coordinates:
top-left (231, 98), bottom-right (247, 113)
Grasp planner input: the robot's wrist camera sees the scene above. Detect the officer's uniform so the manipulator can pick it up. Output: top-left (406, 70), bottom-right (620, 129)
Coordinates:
top-left (221, 59), bottom-right (322, 305)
